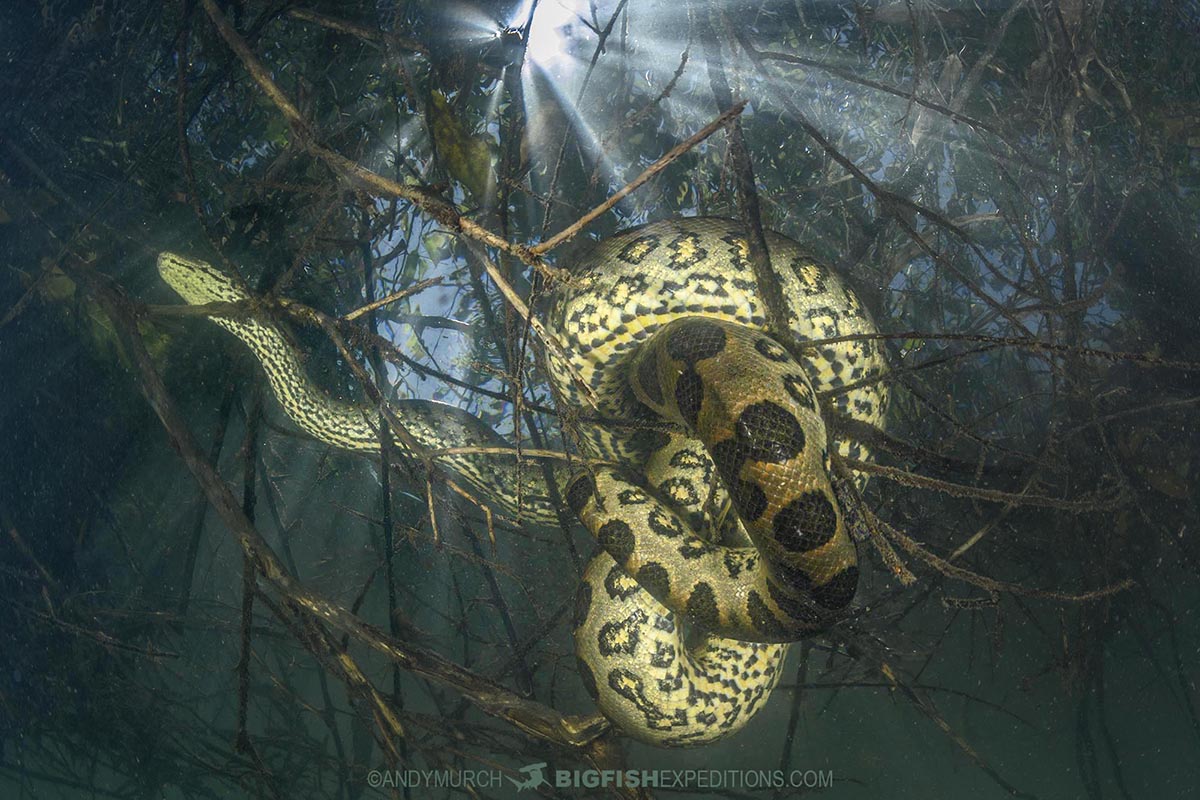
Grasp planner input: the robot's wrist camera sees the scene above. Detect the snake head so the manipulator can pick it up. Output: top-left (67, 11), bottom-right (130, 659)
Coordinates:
top-left (157, 252), bottom-right (251, 306)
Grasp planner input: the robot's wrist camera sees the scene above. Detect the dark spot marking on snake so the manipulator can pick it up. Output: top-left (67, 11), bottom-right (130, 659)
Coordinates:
top-left (608, 668), bottom-right (665, 722)
top-left (603, 564), bottom-right (640, 600)
top-left (686, 679), bottom-right (719, 707)
top-left (674, 368), bottom-right (704, 427)
top-left (719, 708), bottom-right (742, 729)
top-left (710, 439), bottom-right (744, 485)
top-left (735, 479), bottom-right (769, 522)
top-left (616, 234), bottom-right (660, 265)
top-left (731, 279), bottom-right (756, 294)
top-left (635, 350), bottom-right (664, 406)
top-left (774, 491), bottom-right (839, 552)
top-left (598, 520), bottom-right (636, 564)
top-left (754, 337), bottom-right (791, 363)
top-left (798, 267), bottom-right (828, 296)
top-left (577, 657), bottom-right (599, 700)
top-left (747, 590), bottom-right (789, 639)
top-left (613, 274), bottom-right (650, 296)
top-left (771, 558), bottom-right (813, 593)
top-left (636, 562), bottom-right (671, 601)
top-left (723, 551), bottom-right (752, 579)
top-left (686, 582), bottom-right (720, 628)
top-left (658, 476), bottom-right (700, 508)
top-left (647, 507), bottom-right (685, 539)
top-left (782, 373), bottom-right (816, 411)
top-left (721, 233), bottom-right (750, 264)
top-left (810, 566), bottom-right (858, 610)
top-left (667, 233), bottom-right (709, 267)
top-left (630, 426), bottom-right (672, 456)
top-left (669, 447), bottom-right (708, 470)
top-left (678, 538), bottom-right (717, 559)
top-left (616, 488), bottom-right (649, 506)
top-left (768, 579), bottom-right (823, 626)
top-left (665, 319), bottom-right (727, 365)
top-left (566, 474), bottom-right (596, 516)
top-left (650, 640), bottom-right (676, 669)
top-left (598, 609), bottom-right (645, 656)
top-left (574, 581), bottom-right (593, 628)
top-left (736, 401), bottom-right (806, 463)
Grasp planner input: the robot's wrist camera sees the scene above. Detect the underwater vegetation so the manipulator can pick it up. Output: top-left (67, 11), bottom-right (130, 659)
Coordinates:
top-left (1, 1), bottom-right (1199, 798)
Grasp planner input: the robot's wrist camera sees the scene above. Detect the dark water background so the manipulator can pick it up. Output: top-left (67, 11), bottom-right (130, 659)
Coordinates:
top-left (2, 1), bottom-right (1199, 798)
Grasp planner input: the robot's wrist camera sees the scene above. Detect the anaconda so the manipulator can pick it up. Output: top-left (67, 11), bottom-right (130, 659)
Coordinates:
top-left (157, 216), bottom-right (888, 746)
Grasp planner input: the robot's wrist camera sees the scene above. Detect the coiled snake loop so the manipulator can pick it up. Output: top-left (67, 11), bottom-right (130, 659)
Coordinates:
top-left (158, 216), bottom-right (888, 746)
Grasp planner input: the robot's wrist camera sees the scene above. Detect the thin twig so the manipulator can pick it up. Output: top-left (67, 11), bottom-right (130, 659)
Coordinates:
top-left (843, 457), bottom-right (1123, 512)
top-left (530, 100), bottom-right (748, 255)
top-left (809, 329), bottom-right (1200, 373)
top-left (197, 0), bottom-right (562, 281)
top-left (286, 7), bottom-right (429, 54)
top-left (65, 260), bottom-right (607, 749)
top-left (341, 276), bottom-right (442, 322)
top-left (868, 505), bottom-right (1135, 603)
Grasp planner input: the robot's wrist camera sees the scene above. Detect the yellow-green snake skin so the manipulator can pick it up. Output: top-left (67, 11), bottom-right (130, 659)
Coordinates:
top-left (158, 216), bottom-right (888, 746)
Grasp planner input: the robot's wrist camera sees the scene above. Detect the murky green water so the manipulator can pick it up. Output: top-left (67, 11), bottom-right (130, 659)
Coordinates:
top-left (2, 2), bottom-right (1199, 798)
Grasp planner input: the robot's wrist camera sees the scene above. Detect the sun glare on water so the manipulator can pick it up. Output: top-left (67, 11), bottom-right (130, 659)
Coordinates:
top-left (518, 0), bottom-right (586, 70)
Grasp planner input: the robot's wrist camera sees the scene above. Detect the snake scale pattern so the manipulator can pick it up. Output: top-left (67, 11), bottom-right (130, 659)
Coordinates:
top-left (158, 216), bottom-right (888, 746)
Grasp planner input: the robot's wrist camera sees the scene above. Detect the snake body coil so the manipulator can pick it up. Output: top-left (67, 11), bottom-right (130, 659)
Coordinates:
top-left (158, 216), bottom-right (887, 746)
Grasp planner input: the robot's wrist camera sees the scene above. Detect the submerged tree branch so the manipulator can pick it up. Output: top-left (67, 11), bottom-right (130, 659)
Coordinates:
top-left (64, 259), bottom-right (608, 750)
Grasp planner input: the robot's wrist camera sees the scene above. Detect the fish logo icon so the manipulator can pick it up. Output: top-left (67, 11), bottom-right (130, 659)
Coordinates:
top-left (507, 762), bottom-right (548, 792)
